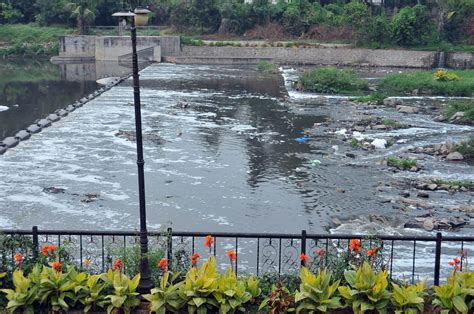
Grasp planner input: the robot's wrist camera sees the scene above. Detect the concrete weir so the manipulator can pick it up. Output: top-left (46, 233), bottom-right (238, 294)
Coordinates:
top-left (0, 74), bottom-right (131, 156)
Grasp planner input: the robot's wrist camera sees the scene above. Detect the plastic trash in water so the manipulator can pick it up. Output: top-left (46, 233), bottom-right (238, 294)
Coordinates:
top-left (310, 159), bottom-right (321, 167)
top-left (295, 136), bottom-right (310, 143)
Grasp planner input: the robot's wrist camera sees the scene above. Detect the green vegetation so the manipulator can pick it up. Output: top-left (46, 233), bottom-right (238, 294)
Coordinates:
top-left (180, 35), bottom-right (204, 47)
top-left (256, 60), bottom-right (278, 74)
top-left (445, 100), bottom-right (474, 124)
top-left (432, 179), bottom-right (472, 189)
top-left (350, 138), bottom-right (363, 149)
top-left (353, 92), bottom-right (386, 105)
top-left (0, 24), bottom-right (73, 57)
top-left (456, 135), bottom-right (474, 159)
top-left (297, 66), bottom-right (368, 95)
top-left (386, 156), bottom-right (418, 170)
top-left (383, 118), bottom-right (400, 127)
top-left (382, 70), bottom-right (474, 97)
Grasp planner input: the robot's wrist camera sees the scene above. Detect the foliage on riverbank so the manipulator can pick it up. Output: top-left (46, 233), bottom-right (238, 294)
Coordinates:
top-left (445, 100), bottom-right (474, 124)
top-left (297, 66), bottom-right (368, 95)
top-left (0, 24), bottom-right (73, 57)
top-left (382, 70), bottom-right (474, 97)
top-left (256, 61), bottom-right (279, 74)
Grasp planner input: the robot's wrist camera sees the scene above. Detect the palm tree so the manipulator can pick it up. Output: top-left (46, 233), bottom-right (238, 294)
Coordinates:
top-left (65, 0), bottom-right (98, 35)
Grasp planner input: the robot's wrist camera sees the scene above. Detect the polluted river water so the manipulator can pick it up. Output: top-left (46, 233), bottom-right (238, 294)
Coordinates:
top-left (0, 63), bottom-right (473, 277)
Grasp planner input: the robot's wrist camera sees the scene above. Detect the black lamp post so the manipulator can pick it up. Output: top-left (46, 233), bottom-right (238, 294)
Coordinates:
top-left (112, 5), bottom-right (153, 293)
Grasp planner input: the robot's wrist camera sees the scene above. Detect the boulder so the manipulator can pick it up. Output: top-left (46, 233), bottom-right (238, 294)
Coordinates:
top-left (47, 114), bottom-right (60, 122)
top-left (371, 138), bottom-right (387, 149)
top-left (26, 124), bottom-right (41, 134)
top-left (15, 130), bottom-right (31, 141)
top-left (73, 102), bottom-right (83, 108)
top-left (427, 184), bottom-right (438, 191)
top-left (450, 111), bottom-right (465, 121)
top-left (65, 105), bottom-right (75, 112)
top-left (446, 152), bottom-right (464, 160)
top-left (396, 105), bottom-right (419, 114)
top-left (80, 97), bottom-right (88, 103)
top-left (55, 109), bottom-right (68, 117)
top-left (0, 145), bottom-right (6, 155)
top-left (37, 119), bottom-right (51, 128)
top-left (2, 137), bottom-right (19, 148)
top-left (423, 218), bottom-right (434, 231)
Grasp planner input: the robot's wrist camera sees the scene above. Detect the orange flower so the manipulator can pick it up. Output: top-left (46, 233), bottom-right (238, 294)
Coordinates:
top-left (448, 261), bottom-right (455, 266)
top-left (49, 244), bottom-right (57, 253)
top-left (317, 248), bottom-right (325, 257)
top-left (52, 261), bottom-right (62, 272)
top-left (367, 249), bottom-right (375, 257)
top-left (42, 244), bottom-right (50, 256)
top-left (84, 259), bottom-right (91, 267)
top-left (299, 253), bottom-right (309, 266)
top-left (191, 253), bottom-right (200, 266)
top-left (226, 250), bottom-right (237, 262)
top-left (204, 235), bottom-right (214, 248)
top-left (349, 239), bottom-right (361, 252)
top-left (158, 258), bottom-right (168, 270)
top-left (455, 265), bottom-right (460, 271)
top-left (14, 252), bottom-right (23, 264)
top-left (113, 258), bottom-right (124, 271)
top-left (453, 257), bottom-right (460, 265)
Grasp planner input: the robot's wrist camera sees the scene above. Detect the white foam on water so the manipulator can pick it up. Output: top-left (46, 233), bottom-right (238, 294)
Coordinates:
top-left (0, 105), bottom-right (8, 112)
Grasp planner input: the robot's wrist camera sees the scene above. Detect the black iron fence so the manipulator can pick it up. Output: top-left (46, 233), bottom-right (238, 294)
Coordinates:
top-left (1, 227), bottom-right (473, 285)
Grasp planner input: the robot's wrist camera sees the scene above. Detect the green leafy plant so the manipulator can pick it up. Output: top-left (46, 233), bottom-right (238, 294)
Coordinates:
top-left (297, 66), bottom-right (368, 95)
top-left (37, 265), bottom-right (81, 312)
top-left (181, 256), bottom-right (219, 313)
top-left (295, 267), bottom-right (342, 313)
top-left (76, 274), bottom-right (111, 313)
top-left (353, 93), bottom-right (386, 105)
top-left (143, 271), bottom-right (184, 314)
top-left (101, 268), bottom-right (141, 314)
top-left (338, 262), bottom-right (391, 314)
top-left (257, 60), bottom-right (279, 74)
top-left (433, 271), bottom-right (473, 314)
top-left (214, 269), bottom-right (253, 313)
top-left (391, 280), bottom-right (427, 314)
top-left (0, 270), bottom-right (38, 314)
top-left (259, 282), bottom-right (295, 313)
top-left (245, 275), bottom-right (262, 301)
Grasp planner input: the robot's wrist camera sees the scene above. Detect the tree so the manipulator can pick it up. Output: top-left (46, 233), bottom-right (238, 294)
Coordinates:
top-left (390, 4), bottom-right (432, 46)
top-left (65, 0), bottom-right (98, 35)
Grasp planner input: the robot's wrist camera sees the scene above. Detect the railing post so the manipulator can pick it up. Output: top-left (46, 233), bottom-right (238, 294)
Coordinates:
top-left (167, 228), bottom-right (173, 269)
top-left (301, 230), bottom-right (307, 267)
top-left (32, 226), bottom-right (39, 261)
top-left (434, 232), bottom-right (442, 286)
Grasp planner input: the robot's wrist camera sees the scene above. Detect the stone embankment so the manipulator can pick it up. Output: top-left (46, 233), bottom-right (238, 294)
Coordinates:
top-left (0, 76), bottom-right (129, 156)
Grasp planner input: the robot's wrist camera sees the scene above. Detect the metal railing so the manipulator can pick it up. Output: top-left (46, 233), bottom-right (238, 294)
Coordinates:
top-left (1, 227), bottom-right (473, 285)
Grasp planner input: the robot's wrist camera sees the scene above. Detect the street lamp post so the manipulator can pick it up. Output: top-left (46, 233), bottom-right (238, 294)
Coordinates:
top-left (112, 6), bottom-right (153, 293)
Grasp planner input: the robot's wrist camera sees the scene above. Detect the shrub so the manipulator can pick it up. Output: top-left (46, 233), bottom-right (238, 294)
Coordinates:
top-left (390, 4), bottom-right (433, 46)
top-left (391, 280), bottom-right (427, 313)
top-left (434, 69), bottom-right (459, 82)
top-left (386, 156), bottom-right (418, 170)
top-left (297, 66), bottom-right (368, 95)
top-left (256, 60), bottom-right (279, 74)
top-left (433, 271), bottom-right (473, 313)
top-left (180, 36), bottom-right (205, 47)
top-left (353, 92), bottom-right (386, 105)
top-left (456, 135), bottom-right (474, 158)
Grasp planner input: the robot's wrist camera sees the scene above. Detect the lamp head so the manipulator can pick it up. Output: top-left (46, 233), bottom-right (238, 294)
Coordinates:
top-left (134, 8), bottom-right (151, 26)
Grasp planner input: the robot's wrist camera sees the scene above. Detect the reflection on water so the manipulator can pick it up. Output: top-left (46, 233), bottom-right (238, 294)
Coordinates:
top-left (0, 60), bottom-right (98, 138)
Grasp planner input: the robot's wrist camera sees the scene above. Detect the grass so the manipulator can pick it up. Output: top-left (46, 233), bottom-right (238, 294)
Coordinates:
top-left (180, 36), bottom-right (205, 47)
top-left (257, 61), bottom-right (279, 74)
top-left (383, 118), bottom-right (400, 127)
top-left (353, 92), bottom-right (386, 105)
top-left (432, 179), bottom-right (472, 189)
top-left (456, 135), bottom-right (474, 158)
top-left (0, 24), bottom-right (74, 57)
top-left (297, 66), bottom-right (369, 95)
top-left (381, 69), bottom-right (474, 97)
top-left (445, 100), bottom-right (474, 124)
top-left (386, 156), bottom-right (418, 170)
top-left (350, 138), bottom-right (363, 148)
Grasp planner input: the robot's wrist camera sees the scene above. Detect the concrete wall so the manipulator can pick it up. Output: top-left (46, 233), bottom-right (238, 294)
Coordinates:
top-left (174, 46), bottom-right (438, 68)
top-left (447, 52), bottom-right (474, 69)
top-left (55, 35), bottom-right (180, 62)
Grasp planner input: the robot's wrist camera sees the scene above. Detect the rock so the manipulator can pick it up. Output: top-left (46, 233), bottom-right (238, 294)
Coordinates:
top-left (0, 145), bottom-right (6, 155)
top-left (433, 115), bottom-right (447, 122)
top-left (43, 187), bottom-right (66, 194)
top-left (345, 153), bottom-right (356, 158)
top-left (427, 184), bottom-right (438, 191)
top-left (2, 137), bottom-right (19, 148)
top-left (440, 141), bottom-right (456, 155)
top-left (400, 190), bottom-right (410, 197)
top-left (373, 125), bottom-right (388, 130)
top-left (446, 152), bottom-right (464, 160)
top-left (411, 89), bottom-right (419, 95)
top-left (450, 111), bottom-right (465, 121)
top-left (401, 198), bottom-right (432, 209)
top-left (315, 96), bottom-right (328, 104)
top-left (26, 124), bottom-right (41, 134)
top-left (55, 109), bottom-right (68, 117)
top-left (396, 105), bottom-right (419, 114)
top-left (65, 105), bottom-right (75, 112)
top-left (15, 130), bottom-right (31, 141)
top-left (73, 102), bottom-right (83, 108)
top-left (353, 126), bottom-right (365, 132)
top-left (451, 204), bottom-right (474, 213)
top-left (47, 114), bottom-right (60, 122)
top-left (383, 98), bottom-right (403, 106)
top-left (371, 138), bottom-right (387, 149)
top-left (336, 188), bottom-right (346, 193)
top-left (331, 217), bottom-right (342, 226)
top-left (80, 97), bottom-right (88, 103)
top-left (417, 191), bottom-right (429, 198)
top-left (423, 218), bottom-right (434, 231)
top-left (37, 119), bottom-right (51, 128)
